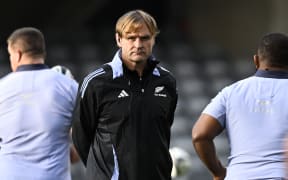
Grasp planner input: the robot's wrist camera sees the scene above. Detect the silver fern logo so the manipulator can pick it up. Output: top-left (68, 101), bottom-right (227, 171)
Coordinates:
top-left (155, 86), bottom-right (164, 93)
top-left (154, 86), bottom-right (167, 97)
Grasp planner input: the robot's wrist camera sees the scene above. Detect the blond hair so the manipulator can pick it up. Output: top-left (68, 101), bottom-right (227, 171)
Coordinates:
top-left (115, 10), bottom-right (159, 37)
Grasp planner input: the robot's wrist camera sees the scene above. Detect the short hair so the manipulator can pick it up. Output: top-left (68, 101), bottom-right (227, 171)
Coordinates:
top-left (115, 9), bottom-right (160, 38)
top-left (257, 32), bottom-right (288, 67)
top-left (7, 27), bottom-right (46, 58)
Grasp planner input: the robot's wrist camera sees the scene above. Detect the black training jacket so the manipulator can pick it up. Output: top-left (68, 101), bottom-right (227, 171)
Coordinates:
top-left (72, 50), bottom-right (178, 180)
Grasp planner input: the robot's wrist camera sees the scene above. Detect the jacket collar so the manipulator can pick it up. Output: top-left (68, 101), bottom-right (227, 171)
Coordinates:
top-left (16, 64), bottom-right (49, 72)
top-left (108, 49), bottom-right (160, 79)
top-left (254, 69), bottom-right (288, 79)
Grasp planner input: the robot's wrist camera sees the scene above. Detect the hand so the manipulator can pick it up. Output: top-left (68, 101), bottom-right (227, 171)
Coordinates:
top-left (213, 176), bottom-right (225, 180)
top-left (213, 167), bottom-right (226, 180)
top-left (70, 145), bottom-right (80, 164)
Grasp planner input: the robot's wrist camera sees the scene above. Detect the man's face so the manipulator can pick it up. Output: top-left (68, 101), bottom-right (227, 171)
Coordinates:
top-left (117, 23), bottom-right (155, 65)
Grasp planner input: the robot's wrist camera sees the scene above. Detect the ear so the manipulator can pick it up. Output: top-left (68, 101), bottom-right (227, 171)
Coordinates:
top-left (16, 50), bottom-right (22, 63)
top-left (253, 54), bottom-right (260, 69)
top-left (115, 33), bottom-right (121, 47)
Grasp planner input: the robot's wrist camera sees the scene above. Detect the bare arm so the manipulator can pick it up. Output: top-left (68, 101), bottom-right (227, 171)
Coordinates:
top-left (192, 113), bottom-right (226, 180)
top-left (70, 129), bottom-right (81, 164)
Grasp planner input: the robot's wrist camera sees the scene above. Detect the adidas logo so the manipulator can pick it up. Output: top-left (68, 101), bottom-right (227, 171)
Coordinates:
top-left (118, 90), bottom-right (129, 98)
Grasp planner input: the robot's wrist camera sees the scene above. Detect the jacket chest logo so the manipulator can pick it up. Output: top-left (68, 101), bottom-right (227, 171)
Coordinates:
top-left (154, 86), bottom-right (167, 97)
top-left (117, 87), bottom-right (167, 98)
top-left (118, 90), bottom-right (129, 98)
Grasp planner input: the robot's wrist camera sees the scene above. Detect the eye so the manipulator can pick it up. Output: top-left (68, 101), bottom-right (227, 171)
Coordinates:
top-left (140, 36), bottom-right (151, 41)
top-left (127, 36), bottom-right (136, 41)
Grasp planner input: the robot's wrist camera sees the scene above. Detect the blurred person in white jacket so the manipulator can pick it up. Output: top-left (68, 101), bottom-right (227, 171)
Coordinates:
top-left (52, 65), bottom-right (86, 180)
top-left (192, 32), bottom-right (288, 180)
top-left (0, 27), bottom-right (78, 180)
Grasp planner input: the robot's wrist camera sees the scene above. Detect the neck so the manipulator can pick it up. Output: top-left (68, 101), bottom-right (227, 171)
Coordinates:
top-left (20, 56), bottom-right (44, 66)
top-left (16, 57), bottom-right (45, 71)
top-left (123, 60), bottom-right (147, 77)
top-left (258, 65), bottom-right (288, 72)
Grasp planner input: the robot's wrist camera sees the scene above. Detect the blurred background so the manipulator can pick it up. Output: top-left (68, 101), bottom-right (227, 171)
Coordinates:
top-left (1, 0), bottom-right (288, 179)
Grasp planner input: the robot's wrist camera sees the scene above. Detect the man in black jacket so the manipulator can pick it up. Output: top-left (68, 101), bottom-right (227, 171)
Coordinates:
top-left (72, 9), bottom-right (178, 180)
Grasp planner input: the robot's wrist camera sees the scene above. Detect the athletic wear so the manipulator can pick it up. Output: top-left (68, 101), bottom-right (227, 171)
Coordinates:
top-left (0, 64), bottom-right (78, 180)
top-left (72, 50), bottom-right (178, 180)
top-left (203, 70), bottom-right (288, 179)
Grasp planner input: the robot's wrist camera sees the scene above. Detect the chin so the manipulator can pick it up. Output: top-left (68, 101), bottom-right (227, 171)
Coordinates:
top-left (134, 55), bottom-right (148, 61)
top-left (132, 59), bottom-right (146, 64)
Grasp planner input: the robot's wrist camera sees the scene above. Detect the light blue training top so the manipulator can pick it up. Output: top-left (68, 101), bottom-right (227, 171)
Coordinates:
top-left (0, 64), bottom-right (78, 180)
top-left (203, 70), bottom-right (288, 180)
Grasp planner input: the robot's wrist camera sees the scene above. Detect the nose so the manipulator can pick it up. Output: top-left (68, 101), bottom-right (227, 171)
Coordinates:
top-left (134, 38), bottom-right (144, 48)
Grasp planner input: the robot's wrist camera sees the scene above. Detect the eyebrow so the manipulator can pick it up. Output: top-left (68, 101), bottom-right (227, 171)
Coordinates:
top-left (126, 34), bottom-right (151, 38)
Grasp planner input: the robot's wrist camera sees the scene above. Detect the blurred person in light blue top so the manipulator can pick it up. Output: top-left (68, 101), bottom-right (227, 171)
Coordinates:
top-left (0, 27), bottom-right (78, 180)
top-left (52, 65), bottom-right (86, 180)
top-left (192, 32), bottom-right (288, 180)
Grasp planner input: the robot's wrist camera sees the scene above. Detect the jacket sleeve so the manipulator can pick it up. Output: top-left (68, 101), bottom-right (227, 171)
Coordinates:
top-left (72, 80), bottom-right (97, 166)
top-left (168, 77), bottom-right (178, 127)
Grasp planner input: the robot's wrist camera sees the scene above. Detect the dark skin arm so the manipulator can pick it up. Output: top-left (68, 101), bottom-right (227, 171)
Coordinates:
top-left (70, 129), bottom-right (81, 164)
top-left (70, 144), bottom-right (81, 164)
top-left (192, 113), bottom-right (226, 180)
